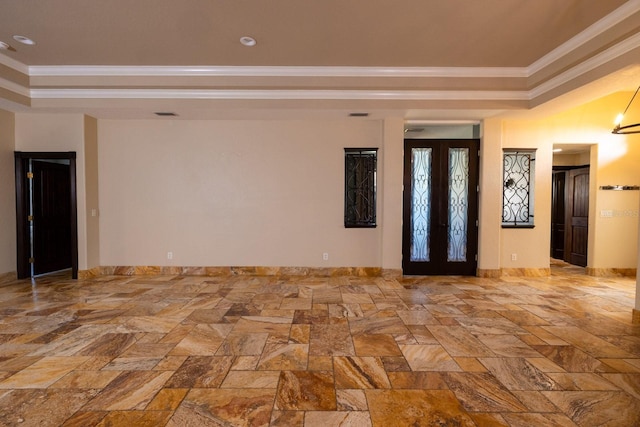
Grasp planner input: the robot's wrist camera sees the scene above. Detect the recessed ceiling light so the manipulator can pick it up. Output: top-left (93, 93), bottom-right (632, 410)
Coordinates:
top-left (240, 36), bottom-right (257, 47)
top-left (0, 41), bottom-right (10, 50)
top-left (12, 35), bottom-right (35, 45)
top-left (552, 148), bottom-right (563, 153)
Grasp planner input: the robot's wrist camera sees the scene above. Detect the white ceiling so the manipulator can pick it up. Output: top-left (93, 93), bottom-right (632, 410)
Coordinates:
top-left (0, 0), bottom-right (639, 120)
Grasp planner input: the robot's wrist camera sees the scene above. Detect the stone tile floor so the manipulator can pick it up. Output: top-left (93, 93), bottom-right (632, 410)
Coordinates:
top-left (0, 262), bottom-right (638, 426)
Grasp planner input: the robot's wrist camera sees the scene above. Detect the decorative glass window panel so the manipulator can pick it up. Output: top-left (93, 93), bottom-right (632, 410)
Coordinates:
top-left (448, 148), bottom-right (469, 262)
top-left (502, 149), bottom-right (536, 227)
top-left (344, 148), bottom-right (377, 227)
top-left (410, 148), bottom-right (432, 261)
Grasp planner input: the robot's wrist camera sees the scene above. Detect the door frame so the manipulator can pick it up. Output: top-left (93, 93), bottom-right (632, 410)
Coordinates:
top-left (14, 151), bottom-right (78, 279)
top-left (402, 139), bottom-right (479, 276)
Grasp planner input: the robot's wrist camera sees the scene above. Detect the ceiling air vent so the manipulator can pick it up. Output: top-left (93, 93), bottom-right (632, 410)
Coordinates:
top-left (154, 112), bottom-right (178, 117)
top-left (349, 112), bottom-right (369, 117)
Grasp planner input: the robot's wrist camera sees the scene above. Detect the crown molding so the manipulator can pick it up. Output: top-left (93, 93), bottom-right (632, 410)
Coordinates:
top-left (0, 76), bottom-right (30, 97)
top-left (529, 31), bottom-right (640, 100)
top-left (30, 88), bottom-right (529, 101)
top-left (0, 53), bottom-right (29, 74)
top-left (528, 0), bottom-right (640, 75)
top-left (27, 65), bottom-right (528, 79)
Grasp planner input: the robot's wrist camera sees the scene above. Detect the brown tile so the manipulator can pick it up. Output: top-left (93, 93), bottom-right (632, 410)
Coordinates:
top-left (270, 410), bottom-right (305, 427)
top-left (334, 356), bottom-right (391, 389)
top-left (220, 370), bottom-right (280, 388)
top-left (84, 371), bottom-right (173, 410)
top-left (366, 389), bottom-right (476, 426)
top-left (387, 371), bottom-right (448, 389)
top-left (400, 344), bottom-right (462, 371)
top-left (275, 370), bottom-right (337, 410)
top-left (479, 357), bottom-right (561, 391)
top-left (304, 411), bottom-right (372, 426)
top-left (501, 412), bottom-right (578, 427)
top-left (336, 389), bottom-right (368, 410)
top-left (145, 387), bottom-right (188, 410)
top-left (62, 411), bottom-right (108, 427)
top-left (257, 342), bottom-right (308, 370)
top-left (443, 372), bottom-right (528, 412)
top-left (169, 388), bottom-right (275, 426)
top-left (165, 356), bottom-right (233, 388)
top-left (541, 390), bottom-right (640, 426)
top-left (353, 333), bottom-right (402, 356)
top-left (468, 412), bottom-right (509, 427)
top-left (381, 356), bottom-right (411, 372)
top-left (309, 324), bottom-right (355, 356)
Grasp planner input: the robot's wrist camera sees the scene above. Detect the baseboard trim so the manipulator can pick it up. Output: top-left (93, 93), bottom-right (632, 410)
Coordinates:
top-left (500, 268), bottom-right (551, 277)
top-left (477, 269), bottom-right (501, 278)
top-left (99, 265), bottom-right (384, 278)
top-left (585, 267), bottom-right (637, 277)
top-left (0, 271), bottom-right (16, 284)
top-left (78, 266), bottom-right (101, 279)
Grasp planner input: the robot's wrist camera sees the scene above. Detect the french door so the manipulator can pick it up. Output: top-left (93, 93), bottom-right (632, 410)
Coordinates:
top-left (402, 140), bottom-right (479, 275)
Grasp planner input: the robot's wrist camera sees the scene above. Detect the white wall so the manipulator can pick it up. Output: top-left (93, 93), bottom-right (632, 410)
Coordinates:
top-left (0, 109), bottom-right (16, 276)
top-left (98, 119), bottom-right (385, 268)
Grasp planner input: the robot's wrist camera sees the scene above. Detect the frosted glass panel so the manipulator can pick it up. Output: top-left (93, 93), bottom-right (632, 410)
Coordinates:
top-left (410, 148), bottom-right (431, 262)
top-left (448, 148), bottom-right (469, 262)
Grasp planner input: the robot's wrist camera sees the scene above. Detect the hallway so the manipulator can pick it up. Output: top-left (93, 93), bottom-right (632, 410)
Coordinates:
top-left (0, 265), bottom-right (638, 426)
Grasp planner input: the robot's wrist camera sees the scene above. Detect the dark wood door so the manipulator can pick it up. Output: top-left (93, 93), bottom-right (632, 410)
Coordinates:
top-left (402, 139), bottom-right (479, 275)
top-left (550, 170), bottom-right (566, 259)
top-left (32, 160), bottom-right (72, 275)
top-left (565, 167), bottom-right (589, 267)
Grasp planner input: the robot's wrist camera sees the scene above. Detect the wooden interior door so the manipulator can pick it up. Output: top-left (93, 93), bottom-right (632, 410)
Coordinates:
top-left (32, 160), bottom-right (72, 275)
top-left (402, 139), bottom-right (479, 275)
top-left (15, 152), bottom-right (78, 279)
top-left (550, 170), bottom-right (566, 259)
top-left (565, 167), bottom-right (589, 267)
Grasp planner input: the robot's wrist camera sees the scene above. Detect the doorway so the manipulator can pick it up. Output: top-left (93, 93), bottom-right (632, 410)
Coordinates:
top-left (402, 139), bottom-right (479, 275)
top-left (14, 152), bottom-right (78, 279)
top-left (550, 165), bottom-right (589, 267)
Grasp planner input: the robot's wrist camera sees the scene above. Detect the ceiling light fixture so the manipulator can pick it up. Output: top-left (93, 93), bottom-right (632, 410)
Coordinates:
top-left (0, 41), bottom-right (10, 50)
top-left (240, 36), bottom-right (256, 47)
top-left (12, 35), bottom-right (35, 45)
top-left (612, 86), bottom-right (640, 134)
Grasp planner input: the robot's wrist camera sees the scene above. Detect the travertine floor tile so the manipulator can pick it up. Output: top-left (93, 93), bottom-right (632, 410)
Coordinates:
top-left (0, 263), bottom-right (636, 425)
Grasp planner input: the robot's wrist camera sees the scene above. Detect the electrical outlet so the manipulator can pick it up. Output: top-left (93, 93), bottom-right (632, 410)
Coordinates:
top-left (511, 253), bottom-right (517, 261)
top-left (167, 252), bottom-right (173, 260)
top-left (322, 252), bottom-right (329, 261)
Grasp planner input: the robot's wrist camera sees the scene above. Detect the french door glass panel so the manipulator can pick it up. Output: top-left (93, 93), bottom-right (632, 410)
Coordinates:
top-left (447, 148), bottom-right (469, 262)
top-left (410, 148), bottom-right (432, 262)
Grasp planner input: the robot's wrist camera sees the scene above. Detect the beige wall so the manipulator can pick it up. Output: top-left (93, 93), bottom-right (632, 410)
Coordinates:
top-left (0, 109), bottom-right (16, 276)
top-left (84, 116), bottom-right (100, 269)
top-left (500, 92), bottom-right (640, 270)
top-left (98, 119), bottom-right (385, 268)
top-left (500, 122), bottom-right (554, 269)
top-left (14, 113), bottom-right (92, 270)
